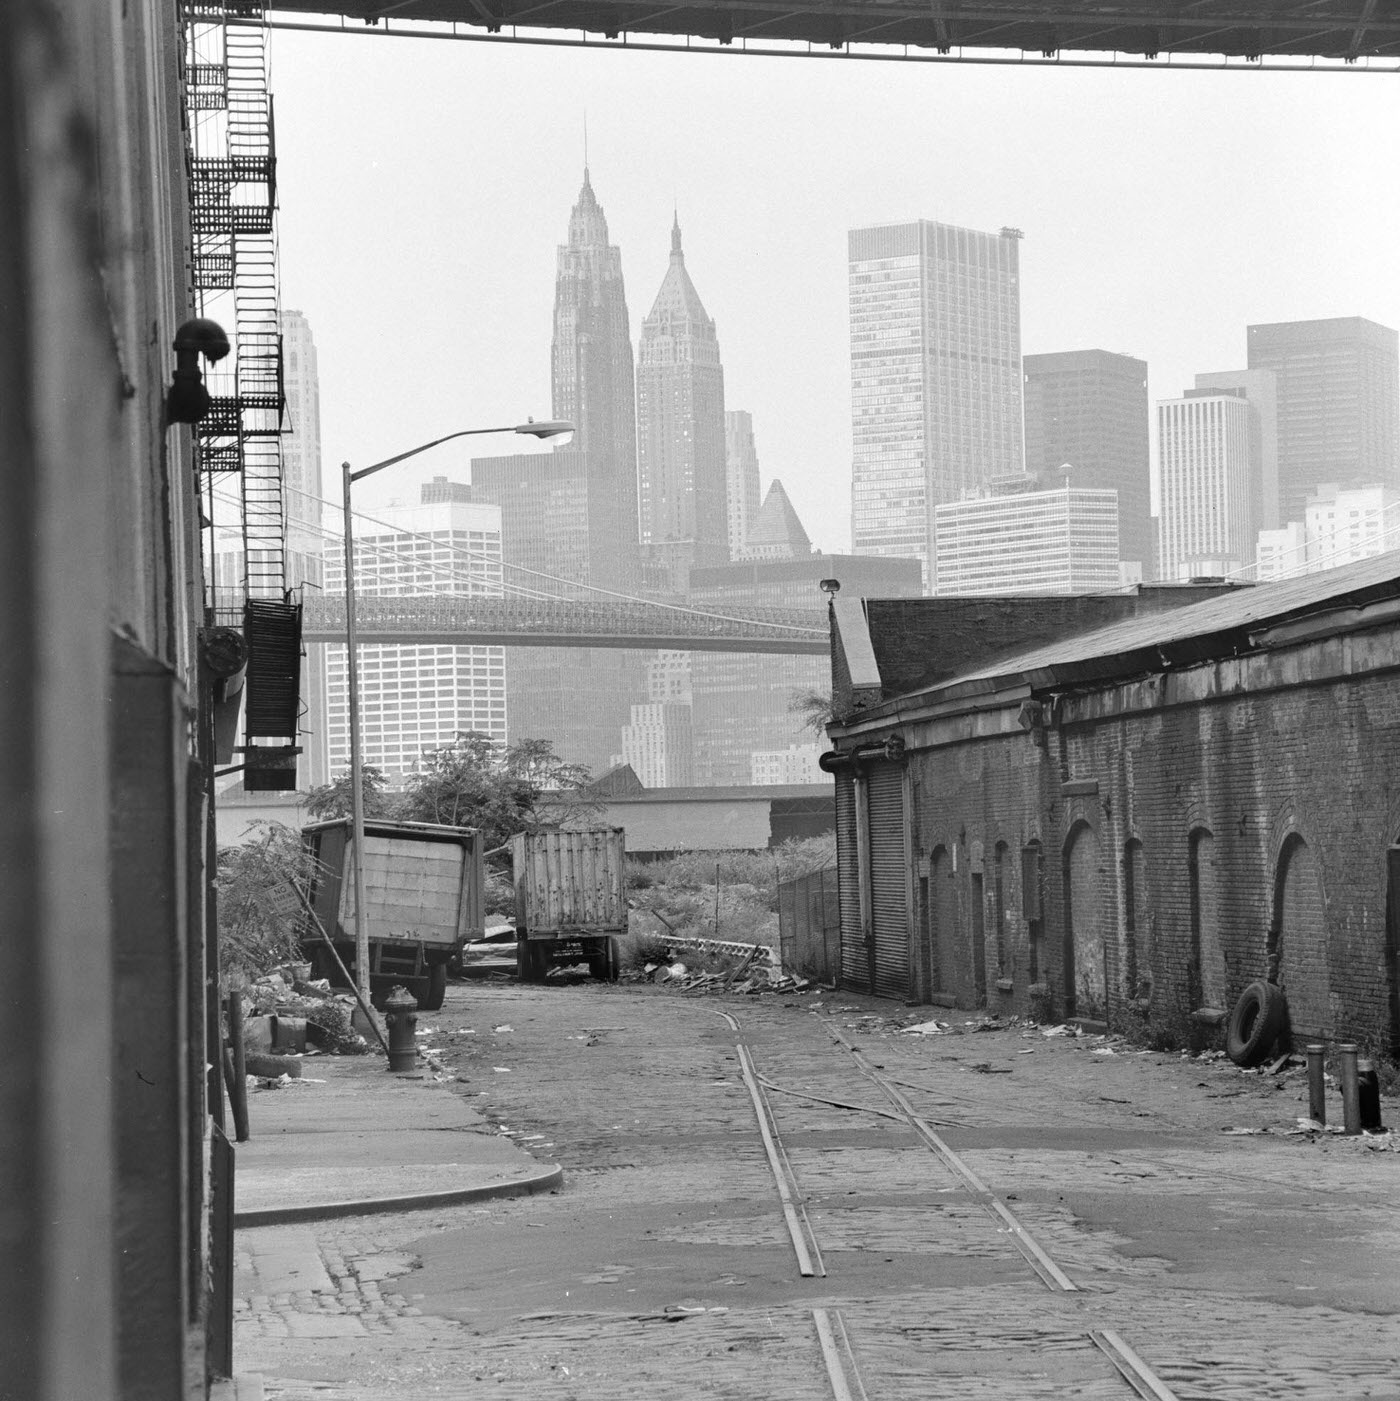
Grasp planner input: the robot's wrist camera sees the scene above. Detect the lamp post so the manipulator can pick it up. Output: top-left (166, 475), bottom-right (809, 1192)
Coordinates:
top-left (341, 420), bottom-right (574, 1009)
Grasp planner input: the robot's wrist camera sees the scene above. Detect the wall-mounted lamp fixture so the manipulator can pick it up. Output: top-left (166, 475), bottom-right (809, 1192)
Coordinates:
top-left (166, 317), bottom-right (230, 425)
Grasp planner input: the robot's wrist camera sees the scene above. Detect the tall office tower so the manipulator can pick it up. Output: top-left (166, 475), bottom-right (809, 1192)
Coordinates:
top-left (1194, 368), bottom-right (1280, 531)
top-left (322, 494), bottom-right (507, 783)
top-left (1022, 350), bottom-right (1150, 572)
top-left (551, 168), bottom-right (641, 589)
top-left (689, 553), bottom-right (922, 786)
top-left (621, 702), bottom-right (694, 787)
top-left (1157, 389), bottom-right (1256, 580)
top-left (736, 480), bottom-right (812, 561)
top-left (932, 484), bottom-right (1120, 596)
top-left (470, 450), bottom-right (648, 775)
top-left (849, 220), bottom-right (1024, 583)
top-left (1247, 317), bottom-right (1400, 523)
top-left (636, 218), bottom-right (728, 591)
top-left (225, 308), bottom-right (329, 786)
top-left (725, 410), bottom-right (762, 557)
top-left (468, 172), bottom-right (648, 774)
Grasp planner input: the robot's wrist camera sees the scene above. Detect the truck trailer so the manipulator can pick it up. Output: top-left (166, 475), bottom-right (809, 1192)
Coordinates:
top-left (299, 818), bottom-right (485, 1009)
top-left (512, 827), bottom-right (627, 982)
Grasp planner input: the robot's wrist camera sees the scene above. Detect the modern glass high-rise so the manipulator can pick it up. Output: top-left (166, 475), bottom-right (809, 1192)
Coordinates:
top-left (1157, 389), bottom-right (1255, 580)
top-left (1022, 349), bottom-right (1150, 571)
top-left (322, 495), bottom-right (507, 782)
top-left (932, 485), bottom-right (1120, 596)
top-left (724, 410), bottom-right (762, 558)
top-left (636, 218), bottom-right (728, 591)
top-left (849, 220), bottom-right (1024, 584)
top-left (1247, 317), bottom-right (1399, 524)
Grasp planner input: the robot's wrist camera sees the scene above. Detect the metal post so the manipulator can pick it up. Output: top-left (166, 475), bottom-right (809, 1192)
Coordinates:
top-left (1338, 1043), bottom-right (1361, 1135)
top-left (1306, 1043), bottom-right (1326, 1125)
top-left (343, 460), bottom-right (371, 1008)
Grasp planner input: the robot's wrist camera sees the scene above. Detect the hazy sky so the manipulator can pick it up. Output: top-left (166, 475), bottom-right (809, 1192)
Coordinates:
top-left (268, 28), bottom-right (1400, 553)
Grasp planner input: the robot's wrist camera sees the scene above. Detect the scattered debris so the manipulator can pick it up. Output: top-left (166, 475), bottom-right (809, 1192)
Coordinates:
top-left (901, 1019), bottom-right (952, 1036)
top-left (969, 1062), bottom-right (1012, 1074)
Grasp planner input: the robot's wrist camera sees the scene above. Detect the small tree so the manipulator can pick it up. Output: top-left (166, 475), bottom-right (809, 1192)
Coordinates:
top-left (305, 765), bottom-right (393, 822)
top-left (789, 686), bottom-right (835, 736)
top-left (397, 733), bottom-right (598, 850)
top-left (216, 820), bottom-right (312, 980)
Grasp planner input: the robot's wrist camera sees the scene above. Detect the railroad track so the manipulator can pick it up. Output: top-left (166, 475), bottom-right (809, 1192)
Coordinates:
top-left (717, 1008), bottom-right (1181, 1401)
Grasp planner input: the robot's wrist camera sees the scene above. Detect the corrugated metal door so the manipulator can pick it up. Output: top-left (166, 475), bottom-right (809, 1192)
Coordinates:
top-left (835, 771), bottom-right (868, 992)
top-left (866, 763), bottom-right (908, 1000)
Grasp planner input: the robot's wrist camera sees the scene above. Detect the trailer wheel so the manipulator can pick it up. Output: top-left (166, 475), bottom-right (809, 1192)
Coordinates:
top-left (517, 939), bottom-right (547, 983)
top-left (1226, 980), bottom-right (1288, 1067)
top-left (589, 937), bottom-right (618, 983)
top-left (418, 962), bottom-right (448, 1012)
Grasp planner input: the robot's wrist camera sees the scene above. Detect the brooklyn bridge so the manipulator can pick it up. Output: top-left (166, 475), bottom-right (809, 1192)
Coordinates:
top-left (301, 592), bottom-right (831, 654)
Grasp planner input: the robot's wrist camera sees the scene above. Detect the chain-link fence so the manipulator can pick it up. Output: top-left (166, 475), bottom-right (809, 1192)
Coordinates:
top-left (777, 866), bottom-right (840, 983)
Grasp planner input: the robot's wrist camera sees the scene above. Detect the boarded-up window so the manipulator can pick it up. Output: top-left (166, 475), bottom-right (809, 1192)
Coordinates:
top-left (1065, 824), bottom-right (1104, 1019)
top-left (1276, 835), bottom-right (1329, 1040)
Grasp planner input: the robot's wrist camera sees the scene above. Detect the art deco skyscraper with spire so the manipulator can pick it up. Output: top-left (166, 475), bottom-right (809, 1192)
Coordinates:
top-left (470, 169), bottom-right (646, 773)
top-left (548, 167), bottom-right (641, 589)
top-left (636, 217), bottom-right (728, 591)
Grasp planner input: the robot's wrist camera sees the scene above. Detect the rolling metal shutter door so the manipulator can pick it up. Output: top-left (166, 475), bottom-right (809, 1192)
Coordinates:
top-left (866, 763), bottom-right (908, 1000)
top-left (835, 771), bottom-right (869, 992)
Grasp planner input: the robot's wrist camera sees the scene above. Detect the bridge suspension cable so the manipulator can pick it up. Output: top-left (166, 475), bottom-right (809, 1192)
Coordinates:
top-left (270, 482), bottom-right (829, 634)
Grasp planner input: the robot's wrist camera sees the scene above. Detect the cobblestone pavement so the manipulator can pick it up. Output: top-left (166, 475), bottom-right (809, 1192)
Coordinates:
top-left (236, 978), bottom-right (1400, 1399)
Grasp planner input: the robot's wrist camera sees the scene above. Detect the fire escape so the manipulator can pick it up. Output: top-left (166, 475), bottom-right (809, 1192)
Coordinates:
top-left (185, 2), bottom-right (302, 790)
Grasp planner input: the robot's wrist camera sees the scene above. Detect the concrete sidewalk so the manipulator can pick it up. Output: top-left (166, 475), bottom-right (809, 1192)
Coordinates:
top-left (233, 1048), bottom-right (561, 1228)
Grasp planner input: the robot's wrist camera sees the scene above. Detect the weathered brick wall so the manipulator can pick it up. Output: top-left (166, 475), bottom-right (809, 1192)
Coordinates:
top-left (898, 631), bottom-right (1400, 1058)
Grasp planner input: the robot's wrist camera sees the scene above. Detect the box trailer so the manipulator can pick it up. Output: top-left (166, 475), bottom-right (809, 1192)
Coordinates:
top-left (512, 828), bottom-right (627, 982)
top-left (299, 818), bottom-right (485, 1010)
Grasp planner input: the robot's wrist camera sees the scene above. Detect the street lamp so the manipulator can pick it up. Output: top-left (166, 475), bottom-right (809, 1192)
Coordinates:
top-left (341, 420), bottom-right (574, 1009)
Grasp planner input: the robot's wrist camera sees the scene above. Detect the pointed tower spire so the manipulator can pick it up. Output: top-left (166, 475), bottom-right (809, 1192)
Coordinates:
top-left (671, 210), bottom-right (682, 258)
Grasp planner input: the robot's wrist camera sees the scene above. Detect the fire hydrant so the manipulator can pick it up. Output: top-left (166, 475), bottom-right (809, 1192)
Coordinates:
top-left (384, 986), bottom-right (418, 1072)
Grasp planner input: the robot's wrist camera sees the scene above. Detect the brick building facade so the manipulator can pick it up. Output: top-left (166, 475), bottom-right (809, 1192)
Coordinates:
top-left (824, 558), bottom-right (1400, 1058)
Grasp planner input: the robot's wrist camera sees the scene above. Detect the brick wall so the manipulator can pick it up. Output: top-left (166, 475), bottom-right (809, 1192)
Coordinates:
top-left (867, 627), bottom-right (1400, 1058)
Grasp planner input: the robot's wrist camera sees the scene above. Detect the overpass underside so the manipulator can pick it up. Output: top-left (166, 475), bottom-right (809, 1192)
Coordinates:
top-left (269, 2), bottom-right (1400, 66)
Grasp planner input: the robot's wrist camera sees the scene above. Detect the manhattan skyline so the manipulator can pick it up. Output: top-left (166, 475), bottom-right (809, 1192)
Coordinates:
top-left (269, 31), bottom-right (1400, 558)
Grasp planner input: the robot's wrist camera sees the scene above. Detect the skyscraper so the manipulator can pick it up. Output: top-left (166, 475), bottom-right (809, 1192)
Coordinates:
top-left (688, 553), bottom-right (922, 786)
top-left (469, 171), bottom-right (647, 774)
top-left (724, 410), bottom-right (762, 558)
top-left (636, 218), bottom-right (728, 591)
top-left (1157, 389), bottom-right (1256, 580)
top-left (1247, 317), bottom-right (1399, 523)
top-left (932, 484), bottom-right (1120, 596)
top-left (1193, 368), bottom-right (1279, 531)
top-left (849, 220), bottom-right (1024, 583)
top-left (551, 167), bottom-right (641, 590)
top-left (322, 493), bottom-right (507, 782)
top-left (1022, 349), bottom-right (1150, 571)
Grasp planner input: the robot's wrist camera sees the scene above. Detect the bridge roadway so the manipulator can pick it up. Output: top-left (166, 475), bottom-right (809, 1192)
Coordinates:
top-left (267, 2), bottom-right (1400, 65)
top-left (301, 593), bottom-right (831, 655)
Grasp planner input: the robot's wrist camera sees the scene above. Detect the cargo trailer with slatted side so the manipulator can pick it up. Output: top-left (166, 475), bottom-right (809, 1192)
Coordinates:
top-left (299, 818), bottom-right (485, 1010)
top-left (511, 828), bottom-right (627, 982)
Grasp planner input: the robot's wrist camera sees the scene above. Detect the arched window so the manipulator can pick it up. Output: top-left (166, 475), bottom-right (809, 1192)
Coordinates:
top-left (1064, 821), bottom-right (1104, 1020)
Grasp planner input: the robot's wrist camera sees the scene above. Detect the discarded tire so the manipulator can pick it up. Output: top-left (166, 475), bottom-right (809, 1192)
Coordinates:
top-left (1225, 980), bottom-right (1289, 1067)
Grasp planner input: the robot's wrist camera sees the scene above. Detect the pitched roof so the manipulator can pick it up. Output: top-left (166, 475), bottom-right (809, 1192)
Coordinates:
top-left (849, 550), bottom-right (1400, 725)
top-left (642, 216), bottom-right (713, 328)
top-left (740, 480), bottom-right (812, 559)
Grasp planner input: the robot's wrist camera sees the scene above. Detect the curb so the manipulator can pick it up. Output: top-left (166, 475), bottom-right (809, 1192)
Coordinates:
top-left (233, 1162), bottom-right (564, 1228)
